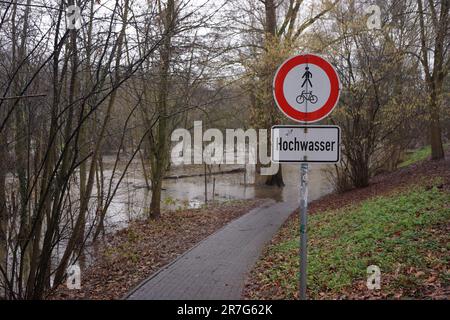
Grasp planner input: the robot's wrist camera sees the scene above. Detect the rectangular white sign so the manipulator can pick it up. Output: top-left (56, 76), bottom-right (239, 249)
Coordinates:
top-left (271, 125), bottom-right (340, 163)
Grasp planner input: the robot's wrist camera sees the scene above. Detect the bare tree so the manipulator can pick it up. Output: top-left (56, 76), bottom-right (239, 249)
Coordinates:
top-left (228, 0), bottom-right (338, 186)
top-left (317, 0), bottom-right (424, 189)
top-left (0, 0), bottom-right (169, 299)
top-left (417, 0), bottom-right (449, 159)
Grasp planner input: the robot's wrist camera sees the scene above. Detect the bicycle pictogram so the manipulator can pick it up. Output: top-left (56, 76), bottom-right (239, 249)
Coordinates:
top-left (296, 90), bottom-right (318, 104)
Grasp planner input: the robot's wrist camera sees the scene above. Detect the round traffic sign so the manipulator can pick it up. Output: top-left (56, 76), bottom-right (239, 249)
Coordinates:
top-left (273, 54), bottom-right (340, 123)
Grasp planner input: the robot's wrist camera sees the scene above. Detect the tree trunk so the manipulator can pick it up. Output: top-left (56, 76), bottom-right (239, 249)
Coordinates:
top-left (429, 93), bottom-right (444, 160)
top-left (352, 159), bottom-right (370, 188)
top-left (263, 0), bottom-right (284, 187)
top-left (265, 0), bottom-right (276, 36)
top-left (149, 172), bottom-right (163, 219)
top-left (14, 0), bottom-right (32, 292)
top-left (417, 0), bottom-right (447, 160)
top-left (148, 0), bottom-right (175, 219)
top-left (265, 165), bottom-right (284, 187)
top-left (53, 0), bottom-right (130, 289)
top-left (0, 132), bottom-right (7, 298)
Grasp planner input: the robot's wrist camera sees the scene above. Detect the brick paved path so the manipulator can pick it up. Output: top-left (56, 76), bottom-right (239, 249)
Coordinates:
top-left (126, 200), bottom-right (298, 300)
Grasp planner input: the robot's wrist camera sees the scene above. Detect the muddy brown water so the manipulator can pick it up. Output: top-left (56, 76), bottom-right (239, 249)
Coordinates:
top-left (103, 162), bottom-right (334, 231)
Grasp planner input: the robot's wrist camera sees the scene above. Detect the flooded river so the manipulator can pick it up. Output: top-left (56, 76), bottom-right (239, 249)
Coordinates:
top-left (104, 162), bottom-right (334, 230)
top-left (76, 160), bottom-right (334, 268)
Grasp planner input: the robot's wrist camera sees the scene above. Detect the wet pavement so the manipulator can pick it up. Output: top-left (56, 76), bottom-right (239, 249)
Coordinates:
top-left (126, 199), bottom-right (298, 300)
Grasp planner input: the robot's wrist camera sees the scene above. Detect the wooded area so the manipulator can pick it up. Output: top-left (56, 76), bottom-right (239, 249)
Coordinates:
top-left (0, 0), bottom-right (448, 300)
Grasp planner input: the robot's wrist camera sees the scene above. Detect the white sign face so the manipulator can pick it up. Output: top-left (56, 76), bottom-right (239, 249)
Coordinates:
top-left (271, 125), bottom-right (340, 163)
top-left (283, 63), bottom-right (331, 113)
top-left (273, 54), bottom-right (341, 123)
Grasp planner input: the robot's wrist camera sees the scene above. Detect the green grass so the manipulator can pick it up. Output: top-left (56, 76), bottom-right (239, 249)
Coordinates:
top-left (399, 144), bottom-right (449, 168)
top-left (259, 182), bottom-right (450, 299)
top-left (399, 146), bottom-right (432, 168)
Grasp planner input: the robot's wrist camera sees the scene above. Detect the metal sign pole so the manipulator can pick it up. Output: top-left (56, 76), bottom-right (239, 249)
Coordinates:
top-left (272, 54), bottom-right (341, 301)
top-left (299, 162), bottom-right (309, 300)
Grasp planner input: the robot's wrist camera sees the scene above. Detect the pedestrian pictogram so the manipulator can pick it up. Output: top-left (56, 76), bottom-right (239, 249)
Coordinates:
top-left (301, 66), bottom-right (313, 88)
top-left (297, 66), bottom-right (318, 104)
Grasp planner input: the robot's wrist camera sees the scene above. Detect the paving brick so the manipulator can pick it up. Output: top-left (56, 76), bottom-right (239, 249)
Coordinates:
top-left (126, 200), bottom-right (298, 300)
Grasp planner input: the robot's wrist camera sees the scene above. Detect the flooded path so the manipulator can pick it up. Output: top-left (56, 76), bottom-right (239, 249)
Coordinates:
top-left (104, 162), bottom-right (333, 230)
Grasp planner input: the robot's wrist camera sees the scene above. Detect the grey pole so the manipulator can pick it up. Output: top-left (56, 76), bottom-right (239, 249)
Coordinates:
top-left (300, 64), bottom-right (310, 300)
top-left (299, 162), bottom-right (309, 300)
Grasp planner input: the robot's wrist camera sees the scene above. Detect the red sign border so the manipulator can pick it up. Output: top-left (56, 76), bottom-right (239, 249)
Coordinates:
top-left (273, 54), bottom-right (340, 123)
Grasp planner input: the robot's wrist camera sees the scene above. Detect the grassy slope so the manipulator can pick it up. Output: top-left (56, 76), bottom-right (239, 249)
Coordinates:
top-left (399, 144), bottom-right (449, 168)
top-left (244, 161), bottom-right (450, 300)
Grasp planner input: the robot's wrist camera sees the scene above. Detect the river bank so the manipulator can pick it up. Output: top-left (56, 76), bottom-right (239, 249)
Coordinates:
top-left (50, 199), bottom-right (266, 300)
